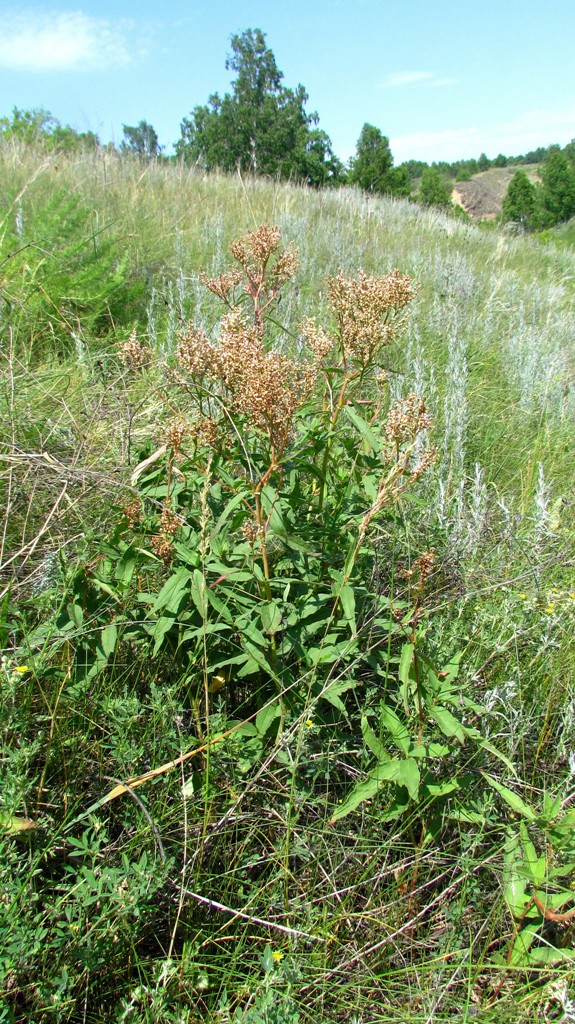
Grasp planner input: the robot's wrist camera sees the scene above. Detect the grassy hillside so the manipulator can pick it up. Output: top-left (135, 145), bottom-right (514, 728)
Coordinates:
top-left (2, 144), bottom-right (575, 1023)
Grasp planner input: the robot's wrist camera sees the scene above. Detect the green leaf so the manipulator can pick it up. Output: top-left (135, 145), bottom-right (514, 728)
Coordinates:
top-left (149, 615), bottom-right (176, 657)
top-left (398, 642), bottom-right (415, 714)
top-left (260, 601), bottom-right (283, 635)
top-left (114, 544), bottom-right (139, 587)
top-left (428, 705), bottom-right (466, 744)
top-left (503, 833), bottom-right (531, 918)
top-left (211, 490), bottom-right (250, 537)
top-left (378, 703), bottom-right (410, 755)
top-left (152, 567), bottom-right (191, 615)
top-left (330, 758), bottom-right (401, 822)
top-left (343, 404), bottom-right (382, 453)
top-left (520, 822), bottom-right (546, 887)
top-left (361, 715), bottom-right (387, 759)
top-left (261, 485), bottom-right (289, 539)
top-left (482, 775), bottom-right (537, 821)
top-left (338, 584), bottom-right (356, 634)
top-left (424, 780), bottom-right (460, 799)
top-left (398, 758), bottom-right (420, 801)
top-left (509, 922), bottom-right (539, 965)
top-left (190, 568), bottom-right (207, 619)
top-left (100, 623), bottom-right (117, 659)
top-left (256, 701), bottom-right (281, 736)
top-left (67, 603), bottom-right (84, 629)
top-left (0, 812), bottom-right (35, 834)
top-left (320, 678), bottom-right (358, 716)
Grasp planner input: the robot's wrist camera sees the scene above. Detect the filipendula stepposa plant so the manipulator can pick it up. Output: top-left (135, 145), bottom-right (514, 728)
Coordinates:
top-left (61, 226), bottom-right (508, 832)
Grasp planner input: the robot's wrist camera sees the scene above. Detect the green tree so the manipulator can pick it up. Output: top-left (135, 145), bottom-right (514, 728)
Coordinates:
top-left (349, 124), bottom-right (411, 197)
top-left (121, 120), bottom-right (161, 160)
top-left (539, 150), bottom-right (575, 223)
top-left (349, 123), bottom-right (393, 192)
top-left (415, 167), bottom-right (452, 209)
top-left (0, 107), bottom-right (99, 151)
top-left (502, 170), bottom-right (536, 228)
top-left (176, 29), bottom-right (342, 186)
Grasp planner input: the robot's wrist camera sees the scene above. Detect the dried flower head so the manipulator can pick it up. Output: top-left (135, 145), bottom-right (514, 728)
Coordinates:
top-left (151, 534), bottom-right (173, 564)
top-left (230, 225), bottom-right (282, 270)
top-left (159, 506), bottom-right (181, 537)
top-left (123, 498), bottom-right (142, 529)
top-left (162, 418), bottom-right (188, 454)
top-left (190, 416), bottom-right (219, 449)
top-left (300, 317), bottom-right (335, 361)
top-left (176, 325), bottom-right (216, 379)
top-left (416, 548), bottom-right (436, 583)
top-left (327, 269), bottom-right (415, 366)
top-left (241, 518), bottom-right (260, 543)
top-left (118, 329), bottom-right (151, 369)
top-left (385, 393), bottom-right (433, 446)
top-left (200, 267), bottom-right (243, 303)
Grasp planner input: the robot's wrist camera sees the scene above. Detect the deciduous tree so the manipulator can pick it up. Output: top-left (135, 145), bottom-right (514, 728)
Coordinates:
top-left (176, 29), bottom-right (342, 187)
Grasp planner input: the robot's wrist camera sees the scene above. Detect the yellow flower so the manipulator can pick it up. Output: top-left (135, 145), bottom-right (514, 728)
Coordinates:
top-left (13, 665), bottom-right (29, 674)
top-left (272, 950), bottom-right (283, 963)
top-left (518, 593), bottom-right (527, 600)
top-left (306, 719), bottom-right (314, 728)
top-left (545, 605), bottom-right (555, 614)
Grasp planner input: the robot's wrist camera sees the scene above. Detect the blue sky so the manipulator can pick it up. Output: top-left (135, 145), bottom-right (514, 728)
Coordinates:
top-left (1, 0), bottom-right (574, 164)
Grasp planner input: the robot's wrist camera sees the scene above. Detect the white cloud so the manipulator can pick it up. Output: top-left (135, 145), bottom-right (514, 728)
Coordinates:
top-left (391, 107), bottom-right (575, 163)
top-left (381, 71), bottom-right (456, 89)
top-left (0, 10), bottom-right (143, 72)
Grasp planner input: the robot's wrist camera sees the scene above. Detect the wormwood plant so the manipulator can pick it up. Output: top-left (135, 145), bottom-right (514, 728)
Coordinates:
top-left (63, 226), bottom-right (498, 828)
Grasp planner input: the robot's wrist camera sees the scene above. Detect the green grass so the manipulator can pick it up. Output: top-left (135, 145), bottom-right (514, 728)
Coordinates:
top-left (1, 143), bottom-right (575, 1023)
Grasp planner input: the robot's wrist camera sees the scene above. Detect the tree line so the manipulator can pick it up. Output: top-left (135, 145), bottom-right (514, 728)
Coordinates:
top-left (2, 27), bottom-right (575, 225)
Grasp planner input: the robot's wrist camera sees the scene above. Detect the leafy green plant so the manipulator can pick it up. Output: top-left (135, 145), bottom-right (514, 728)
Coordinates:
top-left (54, 224), bottom-right (510, 841)
top-left (492, 780), bottom-right (575, 968)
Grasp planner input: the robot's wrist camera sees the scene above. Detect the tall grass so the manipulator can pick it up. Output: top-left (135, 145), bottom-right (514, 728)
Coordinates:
top-left (1, 143), bottom-right (575, 1023)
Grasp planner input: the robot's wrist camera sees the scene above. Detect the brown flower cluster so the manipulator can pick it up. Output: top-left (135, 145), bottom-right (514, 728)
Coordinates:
top-left (230, 225), bottom-right (299, 295)
top-left (151, 506), bottom-right (182, 564)
top-left (217, 310), bottom-right (316, 451)
top-left (200, 267), bottom-right (243, 303)
top-left (300, 317), bottom-right (335, 362)
top-left (385, 393), bottom-right (433, 445)
top-left (189, 416), bottom-right (219, 449)
top-left (327, 269), bottom-right (415, 366)
top-left (177, 305), bottom-right (316, 452)
top-left (118, 329), bottom-right (151, 369)
top-left (176, 326), bottom-right (216, 379)
top-left (162, 418), bottom-right (188, 455)
top-left (123, 498), bottom-right (142, 529)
